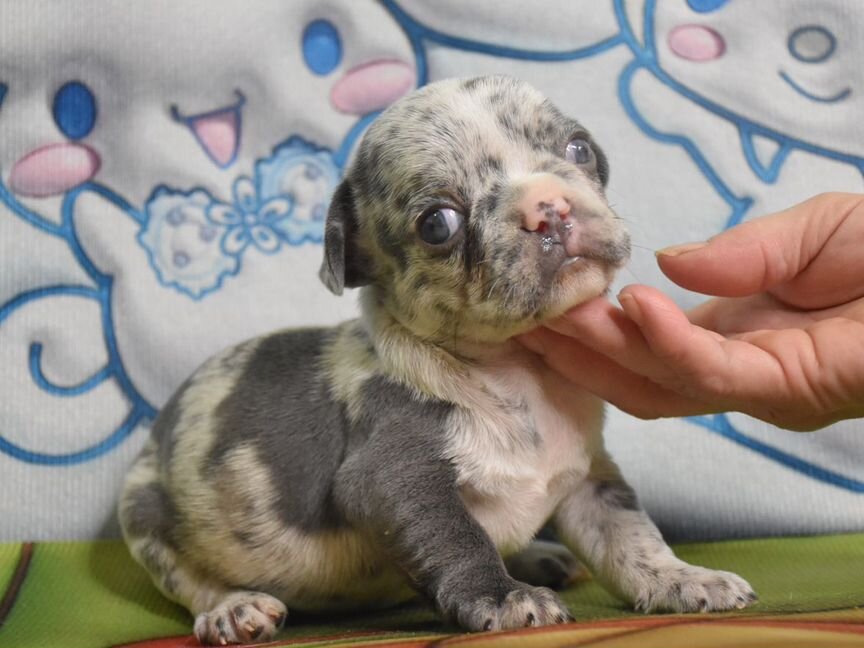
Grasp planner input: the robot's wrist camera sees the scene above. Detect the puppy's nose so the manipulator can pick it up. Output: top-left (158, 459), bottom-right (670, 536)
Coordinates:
top-left (518, 175), bottom-right (571, 233)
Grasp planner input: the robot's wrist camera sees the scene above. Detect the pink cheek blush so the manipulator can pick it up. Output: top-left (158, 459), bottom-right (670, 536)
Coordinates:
top-left (668, 24), bottom-right (726, 61)
top-left (330, 60), bottom-right (416, 115)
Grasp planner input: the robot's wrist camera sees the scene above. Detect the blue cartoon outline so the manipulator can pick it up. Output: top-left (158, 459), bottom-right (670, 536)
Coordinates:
top-left (1, 1), bottom-right (862, 495)
top-left (0, 183), bottom-right (157, 465)
top-left (778, 70), bottom-right (851, 104)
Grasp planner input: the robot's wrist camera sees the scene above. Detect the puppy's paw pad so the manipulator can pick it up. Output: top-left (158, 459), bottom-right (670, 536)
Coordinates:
top-left (194, 592), bottom-right (287, 645)
top-left (459, 585), bottom-right (573, 631)
top-left (635, 566), bottom-right (756, 614)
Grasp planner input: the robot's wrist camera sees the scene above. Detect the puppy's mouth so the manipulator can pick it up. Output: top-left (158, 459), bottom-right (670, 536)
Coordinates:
top-left (560, 254), bottom-right (585, 268)
top-left (539, 229), bottom-right (628, 276)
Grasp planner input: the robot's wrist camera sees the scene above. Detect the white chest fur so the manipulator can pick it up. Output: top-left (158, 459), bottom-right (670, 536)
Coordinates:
top-left (443, 353), bottom-right (605, 554)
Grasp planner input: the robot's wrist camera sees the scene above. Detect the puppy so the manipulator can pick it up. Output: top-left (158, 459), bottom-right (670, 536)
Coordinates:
top-left (119, 76), bottom-right (756, 645)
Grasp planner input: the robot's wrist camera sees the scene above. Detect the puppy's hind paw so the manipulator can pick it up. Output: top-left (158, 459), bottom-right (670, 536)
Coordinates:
top-left (505, 540), bottom-right (588, 590)
top-left (632, 565), bottom-right (757, 614)
top-left (194, 591), bottom-right (287, 645)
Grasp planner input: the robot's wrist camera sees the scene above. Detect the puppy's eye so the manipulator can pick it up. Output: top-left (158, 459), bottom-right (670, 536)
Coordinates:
top-left (418, 207), bottom-right (463, 245)
top-left (565, 138), bottom-right (593, 165)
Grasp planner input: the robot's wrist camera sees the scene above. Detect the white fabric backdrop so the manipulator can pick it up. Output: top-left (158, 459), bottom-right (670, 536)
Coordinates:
top-left (1, 0), bottom-right (862, 542)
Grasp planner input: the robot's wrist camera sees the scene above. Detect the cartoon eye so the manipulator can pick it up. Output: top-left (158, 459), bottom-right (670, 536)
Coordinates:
top-left (565, 138), bottom-right (594, 165)
top-left (687, 0), bottom-right (730, 13)
top-left (52, 81), bottom-right (97, 140)
top-left (788, 25), bottom-right (836, 63)
top-left (302, 19), bottom-right (342, 76)
top-left (418, 207), bottom-right (464, 246)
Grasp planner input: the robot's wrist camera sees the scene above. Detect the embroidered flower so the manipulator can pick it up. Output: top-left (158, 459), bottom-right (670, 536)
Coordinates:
top-left (257, 137), bottom-right (341, 244)
top-left (138, 136), bottom-right (340, 299)
top-left (139, 188), bottom-right (237, 298)
top-left (207, 176), bottom-right (292, 255)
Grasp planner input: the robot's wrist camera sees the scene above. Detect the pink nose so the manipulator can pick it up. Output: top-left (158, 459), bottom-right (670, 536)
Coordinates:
top-left (9, 143), bottom-right (101, 197)
top-left (518, 176), bottom-right (572, 233)
top-left (330, 59), bottom-right (416, 115)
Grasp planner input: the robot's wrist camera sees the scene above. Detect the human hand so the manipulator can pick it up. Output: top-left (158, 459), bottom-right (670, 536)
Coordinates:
top-left (520, 193), bottom-right (864, 431)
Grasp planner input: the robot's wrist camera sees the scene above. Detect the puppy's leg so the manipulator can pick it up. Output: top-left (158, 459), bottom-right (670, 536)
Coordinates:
top-left (554, 456), bottom-right (757, 614)
top-left (120, 443), bottom-right (286, 644)
top-left (336, 432), bottom-right (572, 631)
top-left (504, 540), bottom-right (587, 590)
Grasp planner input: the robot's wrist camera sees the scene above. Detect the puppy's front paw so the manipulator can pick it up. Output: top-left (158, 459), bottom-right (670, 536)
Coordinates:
top-left (194, 591), bottom-right (287, 645)
top-left (632, 565), bottom-right (757, 614)
top-left (454, 584), bottom-right (574, 632)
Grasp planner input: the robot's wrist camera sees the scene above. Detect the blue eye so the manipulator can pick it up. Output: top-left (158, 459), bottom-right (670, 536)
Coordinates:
top-left (565, 138), bottom-right (593, 165)
top-left (687, 0), bottom-right (730, 13)
top-left (418, 207), bottom-right (463, 245)
top-left (52, 81), bottom-right (97, 140)
top-left (302, 20), bottom-right (342, 76)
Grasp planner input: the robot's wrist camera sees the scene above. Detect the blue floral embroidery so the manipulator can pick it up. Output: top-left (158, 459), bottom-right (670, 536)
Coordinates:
top-left (138, 188), bottom-right (237, 299)
top-left (208, 177), bottom-right (291, 256)
top-left (138, 137), bottom-right (340, 299)
top-left (257, 136), bottom-right (342, 245)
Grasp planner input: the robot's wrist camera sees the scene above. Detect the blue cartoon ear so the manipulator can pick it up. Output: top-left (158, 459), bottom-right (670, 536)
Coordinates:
top-left (53, 81), bottom-right (97, 140)
top-left (303, 19), bottom-right (342, 76)
top-left (687, 0), bottom-right (730, 12)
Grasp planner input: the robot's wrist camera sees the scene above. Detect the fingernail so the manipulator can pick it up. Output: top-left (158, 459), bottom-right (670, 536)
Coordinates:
top-left (618, 293), bottom-right (644, 326)
top-left (655, 241), bottom-right (708, 257)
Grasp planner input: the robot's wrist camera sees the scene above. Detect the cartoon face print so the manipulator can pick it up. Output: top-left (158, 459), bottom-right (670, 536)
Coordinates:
top-left (0, 0), bottom-right (417, 453)
top-left (0, 2), bottom-right (416, 205)
top-left (652, 0), bottom-right (864, 157)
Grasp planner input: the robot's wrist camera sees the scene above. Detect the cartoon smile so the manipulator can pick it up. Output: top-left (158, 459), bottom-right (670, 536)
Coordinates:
top-left (778, 70), bottom-right (851, 104)
top-left (171, 90), bottom-right (246, 169)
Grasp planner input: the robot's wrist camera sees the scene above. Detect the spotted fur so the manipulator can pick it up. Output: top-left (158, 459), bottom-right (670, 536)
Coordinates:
top-left (120, 76), bottom-right (754, 645)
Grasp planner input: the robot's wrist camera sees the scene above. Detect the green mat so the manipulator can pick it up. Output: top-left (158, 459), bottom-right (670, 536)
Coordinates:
top-left (1, 534), bottom-right (862, 648)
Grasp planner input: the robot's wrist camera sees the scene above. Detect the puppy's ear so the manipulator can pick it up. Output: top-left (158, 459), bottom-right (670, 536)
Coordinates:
top-left (319, 179), bottom-right (373, 295)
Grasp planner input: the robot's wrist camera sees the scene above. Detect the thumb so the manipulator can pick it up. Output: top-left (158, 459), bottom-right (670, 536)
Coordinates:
top-left (655, 193), bottom-right (860, 298)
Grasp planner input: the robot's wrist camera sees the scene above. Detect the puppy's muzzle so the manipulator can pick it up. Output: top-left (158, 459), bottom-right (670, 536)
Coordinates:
top-left (516, 174), bottom-right (626, 266)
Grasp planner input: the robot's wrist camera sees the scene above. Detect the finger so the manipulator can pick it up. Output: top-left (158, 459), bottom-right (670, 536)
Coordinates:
top-left (554, 294), bottom-right (725, 378)
top-left (619, 285), bottom-right (852, 414)
top-left (550, 297), bottom-right (683, 375)
top-left (686, 294), bottom-right (821, 335)
top-left (656, 193), bottom-right (864, 304)
top-left (516, 328), bottom-right (716, 419)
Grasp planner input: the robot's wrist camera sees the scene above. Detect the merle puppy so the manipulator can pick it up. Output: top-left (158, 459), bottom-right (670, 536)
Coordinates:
top-left (120, 76), bottom-right (756, 645)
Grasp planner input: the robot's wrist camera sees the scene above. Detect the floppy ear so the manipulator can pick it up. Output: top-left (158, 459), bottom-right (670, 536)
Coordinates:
top-left (319, 179), bottom-right (374, 295)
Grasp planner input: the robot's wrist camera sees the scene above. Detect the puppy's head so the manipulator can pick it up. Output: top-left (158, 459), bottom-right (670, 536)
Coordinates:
top-left (320, 76), bottom-right (629, 343)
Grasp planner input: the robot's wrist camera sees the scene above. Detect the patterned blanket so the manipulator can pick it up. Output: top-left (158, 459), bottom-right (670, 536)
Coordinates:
top-left (2, 533), bottom-right (862, 647)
